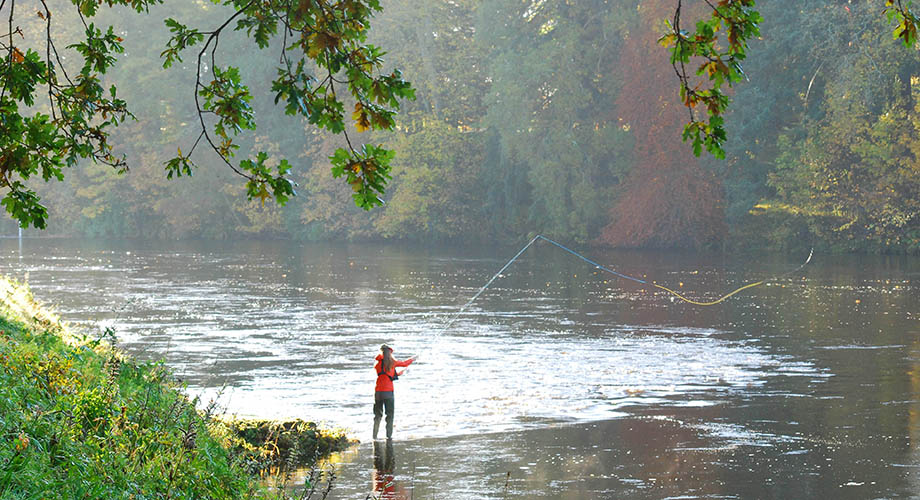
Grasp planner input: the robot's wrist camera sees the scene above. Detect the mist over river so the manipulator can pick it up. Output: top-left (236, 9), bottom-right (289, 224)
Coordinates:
top-left (2, 238), bottom-right (919, 498)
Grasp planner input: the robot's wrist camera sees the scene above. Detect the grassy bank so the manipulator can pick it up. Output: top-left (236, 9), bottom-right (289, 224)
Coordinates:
top-left (0, 277), bottom-right (351, 499)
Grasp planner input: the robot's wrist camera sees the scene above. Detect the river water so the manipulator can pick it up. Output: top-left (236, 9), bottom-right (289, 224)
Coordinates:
top-left (2, 238), bottom-right (919, 498)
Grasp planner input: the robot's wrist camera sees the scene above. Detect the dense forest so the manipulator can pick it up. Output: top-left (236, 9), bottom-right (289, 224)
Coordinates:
top-left (8, 0), bottom-right (920, 253)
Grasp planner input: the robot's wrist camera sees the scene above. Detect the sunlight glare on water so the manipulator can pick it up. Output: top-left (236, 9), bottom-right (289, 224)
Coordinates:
top-left (194, 319), bottom-right (801, 440)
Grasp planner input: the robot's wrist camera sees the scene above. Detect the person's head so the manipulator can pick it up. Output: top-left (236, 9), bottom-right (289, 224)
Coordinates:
top-left (381, 344), bottom-right (394, 371)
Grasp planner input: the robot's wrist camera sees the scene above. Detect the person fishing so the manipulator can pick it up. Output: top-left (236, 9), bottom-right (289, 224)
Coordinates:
top-left (373, 344), bottom-right (415, 440)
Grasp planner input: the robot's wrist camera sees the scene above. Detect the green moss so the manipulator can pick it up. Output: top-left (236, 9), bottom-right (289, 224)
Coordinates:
top-left (219, 418), bottom-right (353, 474)
top-left (0, 277), bottom-right (347, 499)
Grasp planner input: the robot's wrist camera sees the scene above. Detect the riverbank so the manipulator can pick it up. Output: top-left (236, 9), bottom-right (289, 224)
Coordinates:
top-left (0, 276), bottom-right (351, 498)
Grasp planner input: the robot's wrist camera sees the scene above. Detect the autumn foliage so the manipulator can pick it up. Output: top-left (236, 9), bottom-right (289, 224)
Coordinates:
top-left (599, 0), bottom-right (724, 249)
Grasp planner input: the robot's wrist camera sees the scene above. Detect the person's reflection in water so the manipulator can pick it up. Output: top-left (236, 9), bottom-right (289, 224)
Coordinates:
top-left (372, 439), bottom-right (407, 499)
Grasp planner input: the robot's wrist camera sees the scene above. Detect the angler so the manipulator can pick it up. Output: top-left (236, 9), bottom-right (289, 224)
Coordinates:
top-left (373, 344), bottom-right (416, 440)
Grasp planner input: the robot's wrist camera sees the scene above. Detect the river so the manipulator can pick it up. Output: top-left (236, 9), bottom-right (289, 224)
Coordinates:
top-left (1, 238), bottom-right (918, 498)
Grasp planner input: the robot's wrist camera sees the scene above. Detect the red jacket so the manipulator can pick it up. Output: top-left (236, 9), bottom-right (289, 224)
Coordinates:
top-left (374, 354), bottom-right (413, 392)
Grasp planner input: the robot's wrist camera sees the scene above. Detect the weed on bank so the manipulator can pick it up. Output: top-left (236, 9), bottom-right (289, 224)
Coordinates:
top-left (0, 277), bottom-right (344, 499)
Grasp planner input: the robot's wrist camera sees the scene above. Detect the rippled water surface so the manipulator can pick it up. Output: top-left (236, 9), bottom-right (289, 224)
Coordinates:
top-left (2, 238), bottom-right (919, 498)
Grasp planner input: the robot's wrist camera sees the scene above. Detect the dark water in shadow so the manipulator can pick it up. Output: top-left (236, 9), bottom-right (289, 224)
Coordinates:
top-left (1, 238), bottom-right (919, 498)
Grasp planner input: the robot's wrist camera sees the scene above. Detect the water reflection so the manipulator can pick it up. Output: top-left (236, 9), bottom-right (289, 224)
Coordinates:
top-left (908, 337), bottom-right (920, 495)
top-left (372, 440), bottom-right (406, 499)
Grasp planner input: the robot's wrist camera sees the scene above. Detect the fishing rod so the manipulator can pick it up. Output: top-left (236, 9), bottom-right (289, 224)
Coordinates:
top-left (405, 235), bottom-right (813, 360)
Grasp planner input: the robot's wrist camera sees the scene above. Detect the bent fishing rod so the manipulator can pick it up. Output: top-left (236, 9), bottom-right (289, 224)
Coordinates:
top-left (406, 235), bottom-right (813, 360)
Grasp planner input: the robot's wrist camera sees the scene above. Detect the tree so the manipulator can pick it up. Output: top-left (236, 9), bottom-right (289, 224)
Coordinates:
top-left (598, 0), bottom-right (724, 249)
top-left (659, 0), bottom-right (920, 159)
top-left (373, 117), bottom-right (485, 240)
top-left (291, 0), bottom-right (491, 242)
top-left (0, 0), bottom-right (413, 229)
top-left (764, 2), bottom-right (920, 252)
top-left (476, 0), bottom-right (633, 243)
top-left (707, 2), bottom-right (829, 234)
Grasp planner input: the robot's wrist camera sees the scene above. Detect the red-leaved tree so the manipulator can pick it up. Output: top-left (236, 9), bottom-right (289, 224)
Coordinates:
top-left (599, 0), bottom-right (724, 249)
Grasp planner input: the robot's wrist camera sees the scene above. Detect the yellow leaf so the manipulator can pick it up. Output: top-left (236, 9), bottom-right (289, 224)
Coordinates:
top-left (257, 186), bottom-right (270, 207)
top-left (355, 111), bottom-right (370, 132)
top-left (307, 35), bottom-right (322, 58)
top-left (658, 34), bottom-right (676, 47)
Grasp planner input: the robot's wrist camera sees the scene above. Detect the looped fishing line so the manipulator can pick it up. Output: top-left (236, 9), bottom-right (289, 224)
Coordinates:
top-left (411, 235), bottom-right (813, 358)
top-left (650, 247), bottom-right (812, 306)
top-left (531, 236), bottom-right (812, 306)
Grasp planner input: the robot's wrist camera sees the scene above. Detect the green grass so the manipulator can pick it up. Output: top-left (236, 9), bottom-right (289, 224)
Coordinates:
top-left (0, 277), bottom-right (349, 500)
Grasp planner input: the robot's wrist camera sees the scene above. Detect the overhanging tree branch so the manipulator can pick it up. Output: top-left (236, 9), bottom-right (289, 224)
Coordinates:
top-left (0, 0), bottom-right (413, 228)
top-left (661, 0), bottom-right (920, 159)
top-left (163, 0), bottom-right (415, 209)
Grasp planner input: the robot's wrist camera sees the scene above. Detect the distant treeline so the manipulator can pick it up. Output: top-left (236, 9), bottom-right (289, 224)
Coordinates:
top-left (15, 0), bottom-right (920, 253)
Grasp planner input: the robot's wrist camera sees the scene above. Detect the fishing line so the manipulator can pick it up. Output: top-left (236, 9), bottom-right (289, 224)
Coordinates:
top-left (410, 235), bottom-right (812, 358)
top-left (404, 235), bottom-right (541, 363)
top-left (650, 246), bottom-right (812, 306)
top-left (422, 234), bottom-right (542, 344)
